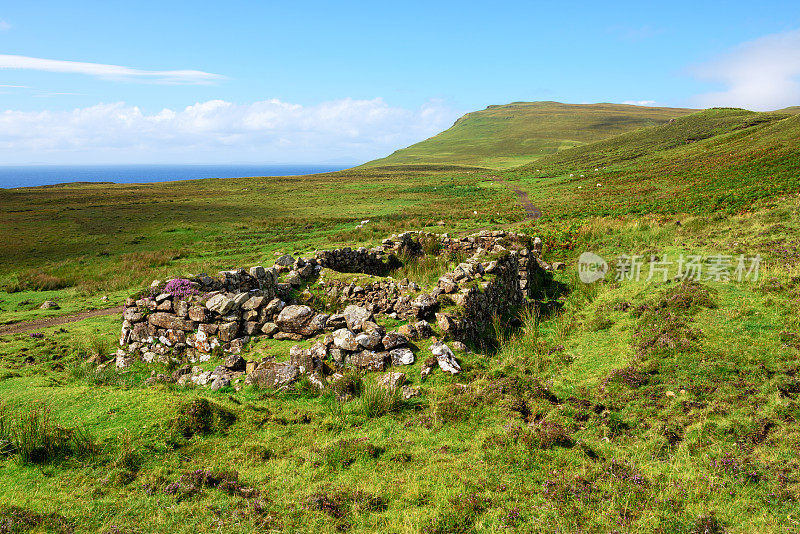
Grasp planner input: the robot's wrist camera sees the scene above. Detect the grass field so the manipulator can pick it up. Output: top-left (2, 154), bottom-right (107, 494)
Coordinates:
top-left (1, 104), bottom-right (800, 533)
top-left (363, 101), bottom-right (697, 169)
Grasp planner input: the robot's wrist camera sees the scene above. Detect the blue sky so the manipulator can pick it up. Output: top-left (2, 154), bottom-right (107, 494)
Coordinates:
top-left (1, 0), bottom-right (799, 164)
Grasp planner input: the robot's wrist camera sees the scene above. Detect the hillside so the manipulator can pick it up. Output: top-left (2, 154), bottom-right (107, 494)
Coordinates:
top-left (504, 108), bottom-right (800, 218)
top-left (363, 101), bottom-right (696, 169)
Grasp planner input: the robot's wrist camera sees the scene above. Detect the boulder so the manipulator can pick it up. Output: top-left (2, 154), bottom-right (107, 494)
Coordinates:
top-left (211, 376), bottom-right (231, 391)
top-left (261, 322), bottom-right (279, 336)
top-left (242, 295), bottom-right (266, 310)
top-left (431, 342), bottom-right (461, 374)
top-left (123, 308), bottom-right (144, 323)
top-left (343, 305), bottom-right (374, 332)
top-left (174, 300), bottom-right (189, 317)
top-left (206, 294), bottom-right (236, 315)
top-left (263, 298), bottom-right (285, 316)
top-left (188, 306), bottom-right (209, 322)
top-left (435, 312), bottom-right (457, 334)
top-left (332, 328), bottom-right (360, 351)
top-left (414, 320), bottom-right (434, 338)
top-left (397, 323), bottom-right (417, 339)
top-left (390, 347), bottom-right (415, 366)
top-left (402, 385), bottom-right (421, 400)
top-left (248, 362), bottom-right (299, 389)
top-left (356, 330), bottom-right (382, 350)
top-left (275, 305), bottom-right (315, 334)
top-left (326, 313), bottom-right (347, 330)
top-left (39, 300), bottom-right (60, 310)
top-left (381, 331), bottom-right (408, 350)
top-left (224, 353), bottom-right (246, 371)
top-left (148, 312), bottom-right (195, 332)
top-left (347, 350), bottom-right (390, 372)
top-left (275, 254), bottom-right (295, 267)
top-left (412, 293), bottom-right (437, 316)
top-left (218, 321), bottom-right (240, 342)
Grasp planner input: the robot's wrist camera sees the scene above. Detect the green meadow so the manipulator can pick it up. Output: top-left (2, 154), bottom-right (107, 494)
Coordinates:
top-left (1, 103), bottom-right (800, 533)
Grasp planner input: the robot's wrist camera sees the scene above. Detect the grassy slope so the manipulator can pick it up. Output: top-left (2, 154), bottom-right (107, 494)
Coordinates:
top-left (1, 108), bottom-right (800, 532)
top-left (363, 101), bottom-right (696, 169)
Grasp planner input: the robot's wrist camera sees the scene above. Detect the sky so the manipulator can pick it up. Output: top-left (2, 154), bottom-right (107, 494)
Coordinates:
top-left (1, 0), bottom-right (799, 165)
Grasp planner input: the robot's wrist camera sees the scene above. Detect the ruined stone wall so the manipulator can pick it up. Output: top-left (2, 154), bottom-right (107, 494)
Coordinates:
top-left (116, 231), bottom-right (550, 375)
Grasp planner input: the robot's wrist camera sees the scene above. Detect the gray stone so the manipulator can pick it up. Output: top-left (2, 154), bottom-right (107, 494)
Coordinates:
top-left (275, 254), bottom-right (295, 267)
top-left (431, 342), bottom-right (461, 374)
top-left (356, 330), bottom-right (382, 350)
top-left (148, 312), bottom-right (195, 332)
top-left (242, 295), bottom-right (265, 310)
top-left (343, 304), bottom-right (373, 332)
top-left (188, 306), bottom-right (209, 322)
top-left (347, 350), bottom-right (390, 372)
top-left (218, 321), bottom-right (240, 342)
top-left (123, 307), bottom-right (144, 323)
top-left (381, 331), bottom-right (408, 350)
top-left (263, 298), bottom-right (285, 316)
top-left (211, 376), bottom-right (231, 391)
top-left (261, 322), bottom-right (279, 336)
top-left (275, 305), bottom-right (315, 334)
top-left (224, 353), bottom-right (246, 371)
top-left (248, 362), bottom-right (299, 389)
top-left (332, 328), bottom-right (360, 351)
top-left (390, 347), bottom-right (415, 366)
top-left (40, 300), bottom-right (60, 310)
top-left (206, 294), bottom-right (236, 315)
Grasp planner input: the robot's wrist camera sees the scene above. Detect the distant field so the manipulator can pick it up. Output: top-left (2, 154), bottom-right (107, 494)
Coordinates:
top-left (363, 101), bottom-right (697, 169)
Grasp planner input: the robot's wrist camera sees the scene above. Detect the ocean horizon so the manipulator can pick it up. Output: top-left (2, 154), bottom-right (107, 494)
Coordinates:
top-left (0, 164), bottom-right (354, 189)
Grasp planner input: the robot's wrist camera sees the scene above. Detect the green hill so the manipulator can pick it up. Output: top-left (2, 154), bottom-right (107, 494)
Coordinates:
top-left (363, 101), bottom-right (697, 169)
top-left (505, 107), bottom-right (800, 218)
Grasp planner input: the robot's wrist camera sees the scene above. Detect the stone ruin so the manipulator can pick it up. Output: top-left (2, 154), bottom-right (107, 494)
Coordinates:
top-left (114, 230), bottom-right (560, 392)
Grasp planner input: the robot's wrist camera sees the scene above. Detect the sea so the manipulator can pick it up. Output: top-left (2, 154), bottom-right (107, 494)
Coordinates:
top-left (0, 164), bottom-right (353, 189)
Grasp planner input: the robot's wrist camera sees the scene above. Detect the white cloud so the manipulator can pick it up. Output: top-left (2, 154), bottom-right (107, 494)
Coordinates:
top-left (0, 20), bottom-right (10, 32)
top-left (622, 100), bottom-right (657, 106)
top-left (690, 28), bottom-right (800, 111)
top-left (0, 54), bottom-right (223, 84)
top-left (0, 97), bottom-right (461, 164)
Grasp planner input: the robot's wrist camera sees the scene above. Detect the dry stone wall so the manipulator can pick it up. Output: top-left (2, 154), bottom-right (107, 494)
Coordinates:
top-left (115, 230), bottom-right (553, 390)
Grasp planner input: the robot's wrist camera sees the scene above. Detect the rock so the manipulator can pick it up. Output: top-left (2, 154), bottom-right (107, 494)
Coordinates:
top-left (332, 328), bottom-right (360, 351)
top-left (390, 347), bottom-right (415, 366)
top-left (347, 350), bottom-right (390, 372)
top-left (307, 313), bottom-right (329, 334)
top-left (378, 372), bottom-right (406, 390)
top-left (206, 294), bottom-right (236, 315)
top-left (285, 271), bottom-right (303, 286)
top-left (218, 321), bottom-right (240, 342)
top-left (431, 342), bottom-right (461, 374)
top-left (248, 362), bottom-right (299, 389)
top-left (326, 313), bottom-right (347, 330)
top-left (401, 385), bottom-right (421, 400)
top-left (263, 298), bottom-right (285, 316)
top-left (211, 376), bottom-right (231, 391)
top-left (224, 353), bottom-right (246, 371)
top-left (123, 307), bottom-right (144, 323)
top-left (188, 306), bottom-right (209, 322)
top-left (156, 299), bottom-right (173, 312)
top-left (40, 300), bottom-right (60, 310)
top-left (397, 323), bottom-right (417, 339)
top-left (435, 312), bottom-right (457, 334)
top-left (261, 322), bottom-right (279, 336)
top-left (343, 305), bottom-right (374, 332)
top-left (414, 320), bottom-right (434, 338)
top-left (421, 357), bottom-right (437, 380)
top-left (382, 331), bottom-right (408, 350)
top-left (438, 277), bottom-right (458, 293)
top-left (412, 293), bottom-right (437, 316)
top-left (275, 305), bottom-right (315, 334)
top-left (243, 321), bottom-right (261, 335)
top-left (275, 254), bottom-right (295, 267)
top-left (148, 312), bottom-right (195, 332)
top-left (174, 300), bottom-right (189, 317)
top-left (274, 332), bottom-right (304, 341)
top-left (198, 323), bottom-right (218, 335)
top-left (242, 295), bottom-right (265, 310)
top-left (356, 330), bottom-right (382, 350)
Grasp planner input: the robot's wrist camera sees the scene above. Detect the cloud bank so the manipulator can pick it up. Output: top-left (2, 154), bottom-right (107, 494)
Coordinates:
top-left (0, 54), bottom-right (223, 84)
top-left (0, 98), bottom-right (461, 164)
top-left (691, 29), bottom-right (800, 111)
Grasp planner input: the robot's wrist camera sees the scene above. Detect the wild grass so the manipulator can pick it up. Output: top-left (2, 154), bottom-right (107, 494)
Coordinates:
top-left (0, 403), bottom-right (95, 464)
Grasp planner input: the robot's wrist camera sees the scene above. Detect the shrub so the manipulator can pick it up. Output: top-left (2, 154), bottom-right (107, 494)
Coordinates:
top-left (0, 404), bottom-right (96, 464)
top-left (170, 398), bottom-right (236, 439)
top-left (358, 381), bottom-right (402, 418)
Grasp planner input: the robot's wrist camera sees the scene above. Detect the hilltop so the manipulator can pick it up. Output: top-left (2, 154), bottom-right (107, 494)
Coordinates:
top-left (363, 101), bottom-right (696, 169)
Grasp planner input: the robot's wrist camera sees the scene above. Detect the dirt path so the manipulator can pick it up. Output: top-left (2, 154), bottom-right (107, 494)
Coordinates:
top-left (0, 306), bottom-right (124, 336)
top-left (491, 177), bottom-right (542, 220)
